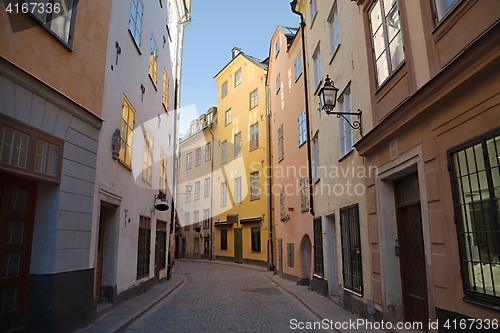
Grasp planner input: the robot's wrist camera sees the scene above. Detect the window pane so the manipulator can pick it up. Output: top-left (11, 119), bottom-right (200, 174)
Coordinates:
top-left (370, 1), bottom-right (382, 34)
top-left (0, 287), bottom-right (17, 314)
top-left (6, 221), bottom-right (24, 244)
top-left (2, 254), bottom-right (21, 278)
top-left (435, 0), bottom-right (459, 21)
top-left (389, 31), bottom-right (404, 69)
top-left (372, 25), bottom-right (385, 58)
top-left (51, 0), bottom-right (74, 43)
top-left (0, 125), bottom-right (15, 164)
top-left (46, 142), bottom-right (60, 175)
top-left (10, 188), bottom-right (27, 212)
top-left (11, 130), bottom-right (29, 168)
top-left (375, 51), bottom-right (389, 84)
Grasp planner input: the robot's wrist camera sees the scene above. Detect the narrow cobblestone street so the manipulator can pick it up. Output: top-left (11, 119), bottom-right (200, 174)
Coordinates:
top-left (125, 261), bottom-right (323, 333)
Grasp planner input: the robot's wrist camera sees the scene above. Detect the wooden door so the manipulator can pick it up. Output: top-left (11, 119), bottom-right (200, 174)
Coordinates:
top-left (0, 177), bottom-right (36, 332)
top-left (395, 173), bottom-right (429, 328)
top-left (203, 238), bottom-right (209, 259)
top-left (234, 228), bottom-right (242, 263)
top-left (95, 207), bottom-right (105, 301)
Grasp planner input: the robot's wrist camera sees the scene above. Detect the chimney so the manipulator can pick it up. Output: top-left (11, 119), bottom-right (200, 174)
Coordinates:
top-left (231, 47), bottom-right (241, 59)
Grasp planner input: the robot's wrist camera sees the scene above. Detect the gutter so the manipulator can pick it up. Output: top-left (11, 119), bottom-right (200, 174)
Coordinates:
top-left (291, 2), bottom-right (314, 217)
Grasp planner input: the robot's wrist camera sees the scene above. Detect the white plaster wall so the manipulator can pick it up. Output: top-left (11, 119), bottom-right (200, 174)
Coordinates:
top-left (91, 0), bottom-right (178, 294)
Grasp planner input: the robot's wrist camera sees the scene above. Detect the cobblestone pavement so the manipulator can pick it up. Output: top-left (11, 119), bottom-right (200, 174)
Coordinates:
top-left (125, 261), bottom-right (324, 333)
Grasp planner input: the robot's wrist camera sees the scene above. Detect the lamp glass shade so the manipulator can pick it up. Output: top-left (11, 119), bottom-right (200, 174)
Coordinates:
top-left (155, 202), bottom-right (169, 211)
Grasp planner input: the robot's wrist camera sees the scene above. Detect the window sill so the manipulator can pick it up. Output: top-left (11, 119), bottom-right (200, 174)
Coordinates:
top-left (338, 147), bottom-right (354, 162)
top-left (295, 73), bottom-right (303, 83)
top-left (298, 141), bottom-right (306, 148)
top-left (28, 13), bottom-right (74, 51)
top-left (314, 177), bottom-right (321, 185)
top-left (463, 294), bottom-right (500, 311)
top-left (251, 251), bottom-right (261, 254)
top-left (374, 60), bottom-right (406, 95)
top-left (310, 11), bottom-right (318, 29)
top-left (278, 157), bottom-right (284, 163)
top-left (328, 44), bottom-right (340, 65)
top-left (313, 79), bottom-right (323, 96)
top-left (149, 75), bottom-right (158, 91)
top-left (128, 30), bottom-right (143, 55)
top-left (250, 105), bottom-right (258, 110)
top-left (250, 197), bottom-right (260, 201)
top-left (118, 159), bottom-right (133, 171)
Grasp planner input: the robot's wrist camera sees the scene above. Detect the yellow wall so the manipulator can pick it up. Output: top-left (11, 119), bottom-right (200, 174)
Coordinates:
top-left (0, 2), bottom-right (112, 116)
top-left (214, 53), bottom-right (270, 264)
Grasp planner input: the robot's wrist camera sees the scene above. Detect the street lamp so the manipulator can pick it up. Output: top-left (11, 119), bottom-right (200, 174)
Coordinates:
top-left (318, 75), bottom-right (363, 135)
top-left (154, 191), bottom-right (169, 211)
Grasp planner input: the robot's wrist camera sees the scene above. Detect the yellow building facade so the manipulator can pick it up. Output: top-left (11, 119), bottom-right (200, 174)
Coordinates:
top-left (213, 49), bottom-right (272, 268)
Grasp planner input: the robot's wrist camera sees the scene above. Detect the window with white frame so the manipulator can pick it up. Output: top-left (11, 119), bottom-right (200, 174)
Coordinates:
top-left (250, 89), bottom-right (259, 109)
top-left (205, 142), bottom-right (212, 161)
top-left (194, 181), bottom-right (200, 200)
top-left (184, 212), bottom-right (190, 230)
top-left (312, 44), bottom-right (322, 89)
top-left (295, 54), bottom-right (303, 80)
top-left (276, 73), bottom-right (282, 93)
top-left (313, 134), bottom-right (320, 182)
top-left (275, 36), bottom-right (280, 57)
top-left (369, 0), bottom-right (404, 86)
top-left (204, 177), bottom-right (210, 197)
top-left (195, 147), bottom-right (201, 166)
top-left (186, 152), bottom-right (192, 170)
top-left (203, 209), bottom-right (210, 229)
top-left (129, 0), bottom-right (143, 47)
top-left (221, 81), bottom-right (228, 98)
top-left (193, 210), bottom-right (200, 229)
top-left (328, 1), bottom-right (341, 59)
top-left (149, 33), bottom-right (158, 87)
top-left (300, 177), bottom-right (309, 212)
top-left (234, 177), bottom-right (242, 204)
top-left (250, 123), bottom-right (259, 151)
top-left (160, 150), bottom-right (167, 193)
top-left (298, 110), bottom-right (307, 146)
top-left (250, 171), bottom-right (260, 200)
top-left (310, 0), bottom-right (318, 23)
top-left (234, 133), bottom-right (242, 158)
top-left (221, 182), bottom-right (227, 207)
top-left (225, 109), bottom-right (232, 126)
top-left (185, 191), bottom-right (191, 203)
top-left (338, 86), bottom-right (353, 159)
top-left (221, 141), bottom-right (227, 164)
top-left (278, 124), bottom-right (284, 161)
top-left (433, 0), bottom-right (460, 21)
top-left (142, 129), bottom-right (153, 184)
top-left (234, 69), bottom-right (242, 87)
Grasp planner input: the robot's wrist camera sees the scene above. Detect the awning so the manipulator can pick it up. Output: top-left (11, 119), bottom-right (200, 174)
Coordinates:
top-left (239, 217), bottom-right (263, 224)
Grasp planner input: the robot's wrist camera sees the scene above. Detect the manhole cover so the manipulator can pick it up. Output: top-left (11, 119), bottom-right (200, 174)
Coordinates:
top-left (170, 298), bottom-right (197, 305)
top-left (241, 287), bottom-right (282, 295)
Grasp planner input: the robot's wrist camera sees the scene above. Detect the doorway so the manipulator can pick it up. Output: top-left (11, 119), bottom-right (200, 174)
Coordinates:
top-left (234, 228), bottom-right (242, 263)
top-left (203, 238), bottom-right (209, 259)
top-left (0, 176), bottom-right (37, 332)
top-left (395, 173), bottom-right (429, 327)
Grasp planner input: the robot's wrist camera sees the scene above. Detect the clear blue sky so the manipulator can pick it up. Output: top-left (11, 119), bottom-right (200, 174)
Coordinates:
top-left (179, 0), bottom-right (299, 134)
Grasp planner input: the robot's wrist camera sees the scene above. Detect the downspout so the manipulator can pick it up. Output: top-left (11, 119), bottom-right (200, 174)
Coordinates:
top-left (266, 84), bottom-right (274, 270)
top-left (209, 127), bottom-right (214, 261)
top-left (171, 3), bottom-right (191, 267)
top-left (291, 2), bottom-right (314, 216)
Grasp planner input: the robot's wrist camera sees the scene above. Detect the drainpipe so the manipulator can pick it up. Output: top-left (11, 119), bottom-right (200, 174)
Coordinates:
top-left (266, 85), bottom-right (274, 270)
top-left (291, 1), bottom-right (314, 217)
top-left (209, 127), bottom-right (215, 261)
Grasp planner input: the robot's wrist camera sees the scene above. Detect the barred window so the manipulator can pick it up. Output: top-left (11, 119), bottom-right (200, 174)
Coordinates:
top-left (313, 217), bottom-right (324, 277)
top-left (287, 243), bottom-right (295, 268)
top-left (137, 216), bottom-right (151, 279)
top-left (157, 220), bottom-right (167, 269)
top-left (340, 204), bottom-right (363, 295)
top-left (278, 124), bottom-right (284, 161)
top-left (300, 177), bottom-right (309, 212)
top-left (449, 130), bottom-right (500, 303)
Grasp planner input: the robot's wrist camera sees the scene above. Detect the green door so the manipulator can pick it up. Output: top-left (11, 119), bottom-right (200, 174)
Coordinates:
top-left (234, 228), bottom-right (242, 263)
